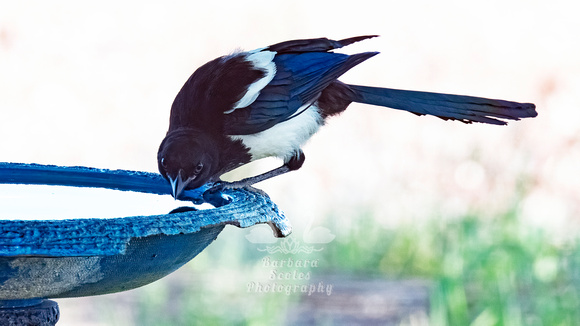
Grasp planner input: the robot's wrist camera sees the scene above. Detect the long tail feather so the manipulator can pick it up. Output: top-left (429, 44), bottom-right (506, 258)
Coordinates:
top-left (348, 85), bottom-right (537, 125)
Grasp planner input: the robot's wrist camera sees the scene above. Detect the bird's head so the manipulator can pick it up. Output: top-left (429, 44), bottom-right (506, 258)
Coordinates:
top-left (157, 130), bottom-right (220, 199)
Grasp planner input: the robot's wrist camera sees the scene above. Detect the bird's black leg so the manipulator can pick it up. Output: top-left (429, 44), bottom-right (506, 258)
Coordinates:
top-left (211, 150), bottom-right (305, 191)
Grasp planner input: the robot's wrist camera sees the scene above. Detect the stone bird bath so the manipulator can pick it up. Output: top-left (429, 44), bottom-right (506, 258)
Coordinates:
top-left (0, 162), bottom-right (290, 325)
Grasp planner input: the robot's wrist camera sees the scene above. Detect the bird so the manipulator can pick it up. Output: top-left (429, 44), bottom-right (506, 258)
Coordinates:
top-left (157, 35), bottom-right (537, 199)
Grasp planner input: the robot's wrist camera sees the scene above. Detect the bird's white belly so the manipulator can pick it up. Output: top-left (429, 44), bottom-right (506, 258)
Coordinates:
top-left (229, 105), bottom-right (322, 162)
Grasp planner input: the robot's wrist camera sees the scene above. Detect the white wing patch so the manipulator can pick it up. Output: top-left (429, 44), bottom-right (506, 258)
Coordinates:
top-left (227, 50), bottom-right (277, 113)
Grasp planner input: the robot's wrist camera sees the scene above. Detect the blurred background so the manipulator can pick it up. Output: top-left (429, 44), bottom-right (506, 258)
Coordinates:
top-left (1, 0), bottom-right (579, 325)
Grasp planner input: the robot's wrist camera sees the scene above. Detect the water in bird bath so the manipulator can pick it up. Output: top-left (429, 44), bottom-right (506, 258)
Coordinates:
top-left (0, 184), bottom-right (201, 220)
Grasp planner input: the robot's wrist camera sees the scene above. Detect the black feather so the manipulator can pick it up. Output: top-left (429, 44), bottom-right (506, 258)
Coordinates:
top-left (347, 85), bottom-right (537, 125)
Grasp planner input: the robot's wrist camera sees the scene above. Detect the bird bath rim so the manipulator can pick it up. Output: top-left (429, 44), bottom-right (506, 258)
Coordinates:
top-left (0, 162), bottom-right (291, 257)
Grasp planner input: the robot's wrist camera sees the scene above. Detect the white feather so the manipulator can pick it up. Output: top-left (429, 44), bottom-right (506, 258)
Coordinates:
top-left (228, 50), bottom-right (277, 112)
top-left (229, 104), bottom-right (322, 162)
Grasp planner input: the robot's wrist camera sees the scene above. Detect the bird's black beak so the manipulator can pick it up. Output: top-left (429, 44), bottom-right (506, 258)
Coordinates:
top-left (168, 170), bottom-right (196, 199)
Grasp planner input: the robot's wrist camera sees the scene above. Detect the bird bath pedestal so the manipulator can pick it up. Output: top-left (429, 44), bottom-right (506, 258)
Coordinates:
top-left (0, 163), bottom-right (291, 325)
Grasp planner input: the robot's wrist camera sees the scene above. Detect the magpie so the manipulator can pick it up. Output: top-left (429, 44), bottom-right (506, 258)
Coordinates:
top-left (158, 35), bottom-right (537, 199)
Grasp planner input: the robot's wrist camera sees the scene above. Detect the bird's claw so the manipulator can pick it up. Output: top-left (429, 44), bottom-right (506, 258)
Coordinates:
top-left (206, 181), bottom-right (269, 198)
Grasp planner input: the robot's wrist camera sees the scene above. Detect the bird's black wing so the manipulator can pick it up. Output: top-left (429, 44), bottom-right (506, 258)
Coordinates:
top-left (266, 35), bottom-right (377, 53)
top-left (223, 36), bottom-right (378, 135)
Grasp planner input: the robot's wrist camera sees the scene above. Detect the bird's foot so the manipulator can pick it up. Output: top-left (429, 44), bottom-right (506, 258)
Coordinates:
top-left (207, 181), bottom-right (268, 198)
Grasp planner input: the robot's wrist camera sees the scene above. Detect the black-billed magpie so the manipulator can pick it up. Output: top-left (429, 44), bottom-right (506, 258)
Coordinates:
top-left (158, 35), bottom-right (537, 199)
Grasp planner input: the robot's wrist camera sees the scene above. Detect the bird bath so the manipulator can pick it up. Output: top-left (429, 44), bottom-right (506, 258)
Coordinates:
top-left (0, 162), bottom-right (291, 325)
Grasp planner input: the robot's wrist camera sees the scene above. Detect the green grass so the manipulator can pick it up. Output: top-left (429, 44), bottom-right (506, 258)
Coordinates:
top-left (117, 205), bottom-right (580, 326)
top-left (322, 208), bottom-right (580, 326)
top-left (429, 213), bottom-right (580, 326)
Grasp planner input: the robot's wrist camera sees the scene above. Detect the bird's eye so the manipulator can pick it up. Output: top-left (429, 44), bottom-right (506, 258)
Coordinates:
top-left (161, 157), bottom-right (167, 168)
top-left (194, 162), bottom-right (204, 174)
